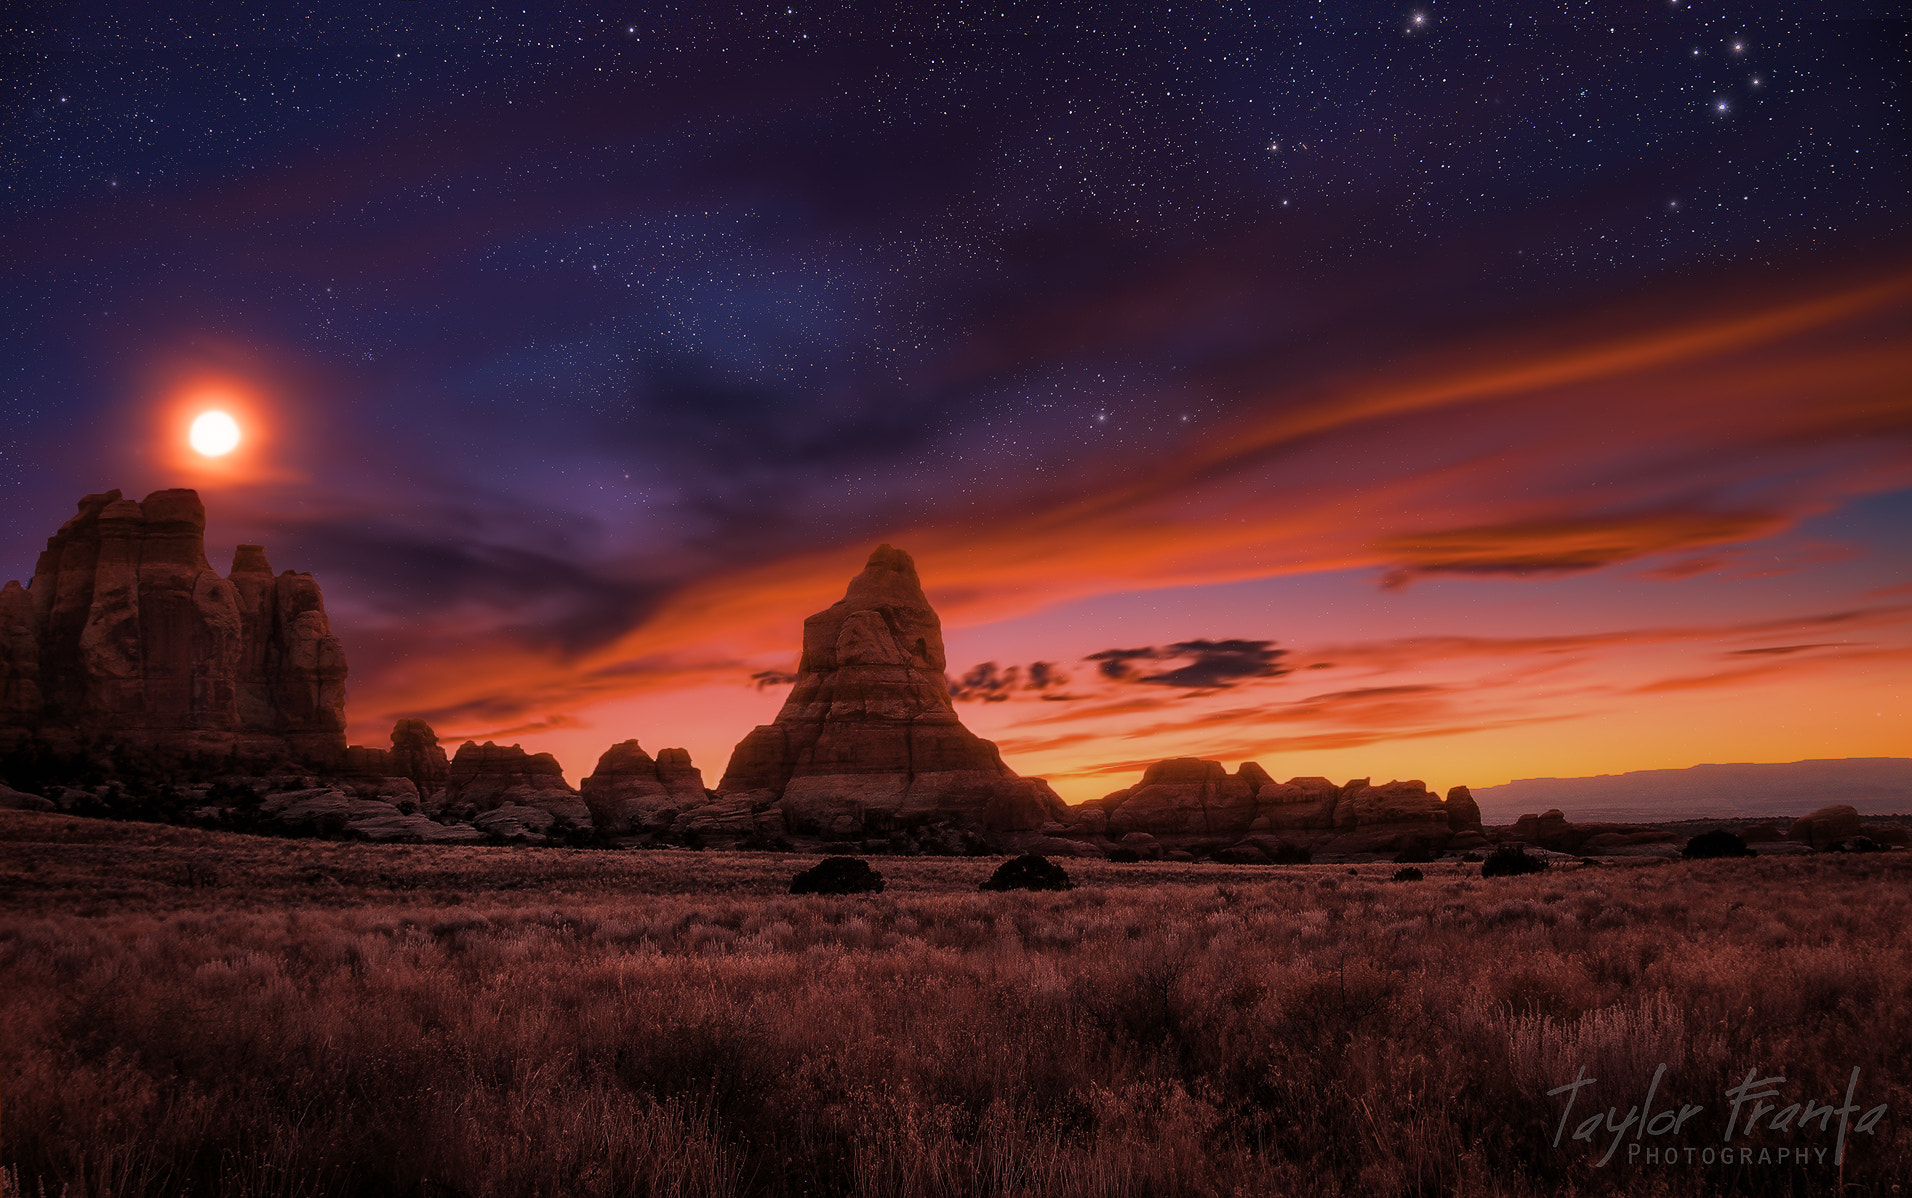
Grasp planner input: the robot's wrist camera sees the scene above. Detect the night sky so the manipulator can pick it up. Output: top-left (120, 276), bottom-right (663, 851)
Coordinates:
top-left (5, 3), bottom-right (1908, 801)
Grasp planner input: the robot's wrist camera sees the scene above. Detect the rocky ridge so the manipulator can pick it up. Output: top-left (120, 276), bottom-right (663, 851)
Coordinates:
top-left (10, 500), bottom-right (1884, 862)
top-left (1072, 758), bottom-right (1489, 860)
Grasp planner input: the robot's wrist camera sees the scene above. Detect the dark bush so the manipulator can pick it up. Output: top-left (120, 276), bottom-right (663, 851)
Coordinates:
top-left (1682, 829), bottom-right (1753, 859)
top-left (789, 856), bottom-right (885, 895)
top-left (1390, 866), bottom-right (1424, 882)
top-left (1107, 848), bottom-right (1142, 863)
top-left (1480, 844), bottom-right (1547, 878)
top-left (1269, 841), bottom-right (1313, 864)
top-left (981, 854), bottom-right (1073, 892)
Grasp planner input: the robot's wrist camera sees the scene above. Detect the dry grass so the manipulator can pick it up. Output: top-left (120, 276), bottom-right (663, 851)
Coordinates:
top-left (2, 811), bottom-right (1908, 1197)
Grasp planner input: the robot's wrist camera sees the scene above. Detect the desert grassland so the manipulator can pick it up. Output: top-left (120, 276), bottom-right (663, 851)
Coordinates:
top-left (1, 813), bottom-right (1908, 1198)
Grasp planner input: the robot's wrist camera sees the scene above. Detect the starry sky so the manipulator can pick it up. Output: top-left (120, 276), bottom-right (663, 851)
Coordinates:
top-left (5, 3), bottom-right (1909, 802)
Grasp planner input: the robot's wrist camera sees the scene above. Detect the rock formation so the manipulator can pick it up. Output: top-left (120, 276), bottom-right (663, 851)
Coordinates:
top-left (1092, 759), bottom-right (1269, 838)
top-left (580, 739), bottom-right (711, 836)
top-left (0, 782), bottom-right (54, 811)
top-left (716, 544), bottom-right (1069, 838)
top-left (1495, 808), bottom-right (1675, 855)
top-left (435, 740), bottom-right (591, 831)
top-left (342, 718), bottom-right (453, 798)
top-left (389, 718), bottom-right (451, 797)
top-left (252, 787), bottom-right (483, 844)
top-left (0, 490), bottom-right (346, 770)
top-left (1787, 804), bottom-right (1864, 851)
top-left (1086, 761), bottom-right (1488, 857)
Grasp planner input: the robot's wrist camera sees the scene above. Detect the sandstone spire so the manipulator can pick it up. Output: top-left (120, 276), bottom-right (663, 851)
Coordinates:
top-left (717, 544), bottom-right (1068, 836)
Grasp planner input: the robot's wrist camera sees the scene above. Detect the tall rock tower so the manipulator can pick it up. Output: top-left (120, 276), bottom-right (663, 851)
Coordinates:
top-left (718, 544), bottom-right (1068, 837)
top-left (0, 489), bottom-right (347, 769)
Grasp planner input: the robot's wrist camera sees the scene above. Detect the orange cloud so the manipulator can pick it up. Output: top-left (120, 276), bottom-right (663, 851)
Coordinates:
top-left (1374, 511), bottom-right (1789, 587)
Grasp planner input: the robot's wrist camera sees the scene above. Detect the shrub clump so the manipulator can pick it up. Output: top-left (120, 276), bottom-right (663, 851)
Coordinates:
top-left (980, 854), bottom-right (1073, 892)
top-left (1480, 844), bottom-right (1547, 878)
top-left (1390, 866), bottom-right (1424, 882)
top-left (1682, 829), bottom-right (1753, 859)
top-left (1106, 848), bottom-right (1143, 863)
top-left (789, 857), bottom-right (885, 895)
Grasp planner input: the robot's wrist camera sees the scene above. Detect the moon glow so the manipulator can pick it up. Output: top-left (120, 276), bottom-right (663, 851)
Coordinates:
top-left (189, 410), bottom-right (242, 457)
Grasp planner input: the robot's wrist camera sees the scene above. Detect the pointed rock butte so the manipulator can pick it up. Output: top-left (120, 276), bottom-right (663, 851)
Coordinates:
top-left (717, 544), bottom-right (1069, 837)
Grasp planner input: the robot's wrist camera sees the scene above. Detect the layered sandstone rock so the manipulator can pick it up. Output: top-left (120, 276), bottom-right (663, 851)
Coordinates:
top-left (389, 718), bottom-right (451, 796)
top-left (1444, 785), bottom-right (1483, 831)
top-left (1497, 809), bottom-right (1675, 854)
top-left (436, 740), bottom-right (591, 829)
top-left (1787, 804), bottom-right (1863, 851)
top-left (1086, 762), bottom-right (1487, 857)
top-left (0, 490), bottom-right (346, 769)
top-left (340, 718), bottom-right (452, 796)
top-left (1250, 776), bottom-right (1342, 834)
top-left (675, 792), bottom-right (786, 842)
top-left (1090, 758), bottom-right (1266, 838)
top-left (253, 787), bottom-right (482, 843)
top-left (716, 544), bottom-right (1069, 838)
top-left (580, 740), bottom-right (710, 835)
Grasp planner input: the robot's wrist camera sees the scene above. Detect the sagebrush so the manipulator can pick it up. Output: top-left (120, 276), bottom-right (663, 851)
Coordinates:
top-left (2, 812), bottom-right (1907, 1197)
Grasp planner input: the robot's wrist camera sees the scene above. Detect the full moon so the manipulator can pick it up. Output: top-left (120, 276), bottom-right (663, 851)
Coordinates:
top-left (189, 410), bottom-right (242, 457)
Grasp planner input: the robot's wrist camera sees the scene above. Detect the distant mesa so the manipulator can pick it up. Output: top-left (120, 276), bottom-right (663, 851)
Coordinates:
top-left (714, 544), bottom-right (1071, 841)
top-left (0, 489), bottom-right (346, 771)
top-left (1472, 759), bottom-right (1912, 822)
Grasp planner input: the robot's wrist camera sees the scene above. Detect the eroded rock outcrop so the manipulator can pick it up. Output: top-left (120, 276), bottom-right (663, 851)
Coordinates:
top-left (580, 739), bottom-right (711, 836)
top-left (436, 740), bottom-right (591, 830)
top-left (389, 718), bottom-right (451, 797)
top-left (716, 544), bottom-right (1069, 838)
top-left (1091, 759), bottom-right (1266, 838)
top-left (253, 788), bottom-right (482, 843)
top-left (0, 490), bottom-right (346, 770)
top-left (1085, 762), bottom-right (1487, 858)
top-left (341, 718), bottom-right (453, 797)
top-left (1787, 804), bottom-right (1863, 851)
top-left (1497, 808), bottom-right (1676, 855)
